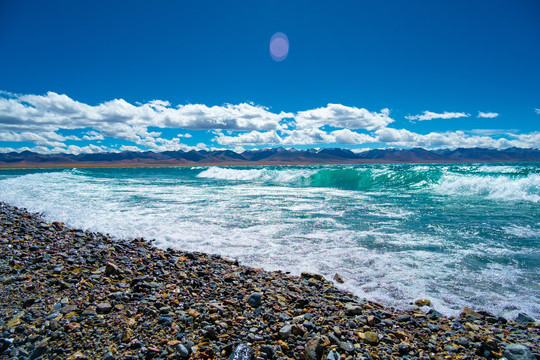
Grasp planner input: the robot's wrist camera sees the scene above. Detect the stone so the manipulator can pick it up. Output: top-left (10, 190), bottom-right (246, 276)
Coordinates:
top-left (305, 337), bottom-right (324, 360)
top-left (461, 307), bottom-right (482, 319)
top-left (105, 262), bottom-right (120, 275)
top-left (398, 343), bottom-right (411, 354)
top-left (414, 299), bottom-right (431, 307)
top-left (326, 349), bottom-right (340, 360)
top-left (157, 315), bottom-right (173, 326)
top-left (96, 302), bottom-right (112, 314)
top-left (333, 273), bottom-right (344, 284)
top-left (260, 345), bottom-right (274, 359)
top-left (177, 344), bottom-right (190, 358)
top-left (229, 343), bottom-right (253, 360)
top-left (339, 341), bottom-right (354, 353)
top-left (203, 325), bottom-right (218, 340)
top-left (247, 292), bottom-right (262, 307)
top-left (291, 324), bottom-right (305, 336)
top-left (344, 303), bottom-right (363, 315)
top-left (45, 311), bottom-right (61, 320)
top-left (121, 330), bottom-right (132, 343)
top-left (60, 305), bottom-right (78, 314)
top-left (503, 344), bottom-right (535, 360)
top-left (102, 352), bottom-right (115, 360)
top-left (515, 313), bottom-right (536, 325)
top-left (301, 272), bottom-right (326, 282)
top-left (364, 331), bottom-right (379, 345)
top-left (279, 325), bottom-right (292, 339)
top-left (30, 345), bottom-right (48, 359)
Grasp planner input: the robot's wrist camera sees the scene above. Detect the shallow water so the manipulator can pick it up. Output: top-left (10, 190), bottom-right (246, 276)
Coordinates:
top-left (0, 162), bottom-right (539, 318)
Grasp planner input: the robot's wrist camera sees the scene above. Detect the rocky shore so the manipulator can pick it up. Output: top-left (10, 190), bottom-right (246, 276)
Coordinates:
top-left (0, 202), bottom-right (538, 360)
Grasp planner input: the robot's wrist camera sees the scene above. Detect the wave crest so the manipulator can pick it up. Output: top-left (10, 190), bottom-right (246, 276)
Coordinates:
top-left (435, 174), bottom-right (540, 202)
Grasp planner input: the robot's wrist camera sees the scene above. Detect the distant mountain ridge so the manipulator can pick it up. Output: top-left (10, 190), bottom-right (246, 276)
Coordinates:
top-left (1, 147), bottom-right (539, 167)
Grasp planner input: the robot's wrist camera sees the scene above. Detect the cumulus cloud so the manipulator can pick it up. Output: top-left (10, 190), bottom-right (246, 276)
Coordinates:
top-left (65, 144), bottom-right (108, 155)
top-left (295, 104), bottom-right (393, 130)
top-left (0, 91), bottom-right (298, 153)
top-left (0, 90), bottom-right (538, 154)
top-left (214, 129), bottom-right (376, 146)
top-left (214, 130), bottom-right (282, 146)
top-left (281, 129), bottom-right (375, 145)
top-left (477, 112), bottom-right (499, 118)
top-left (406, 111), bottom-right (470, 121)
top-left (510, 132), bottom-right (540, 148)
top-left (469, 129), bottom-right (517, 136)
top-left (0, 91), bottom-right (292, 133)
top-left (374, 128), bottom-right (523, 149)
top-left (0, 131), bottom-right (69, 148)
top-left (119, 145), bottom-right (144, 152)
top-left (82, 131), bottom-right (104, 141)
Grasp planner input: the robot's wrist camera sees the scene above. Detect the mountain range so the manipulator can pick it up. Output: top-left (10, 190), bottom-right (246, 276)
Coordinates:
top-left (0, 147), bottom-right (539, 168)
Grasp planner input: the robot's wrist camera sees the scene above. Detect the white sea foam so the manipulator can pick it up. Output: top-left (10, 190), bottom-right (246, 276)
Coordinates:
top-left (476, 165), bottom-right (522, 174)
top-left (435, 174), bottom-right (540, 202)
top-left (196, 167), bottom-right (315, 183)
top-left (503, 224), bottom-right (540, 238)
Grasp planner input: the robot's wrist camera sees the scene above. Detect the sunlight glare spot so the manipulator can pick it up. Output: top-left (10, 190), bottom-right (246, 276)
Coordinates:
top-left (270, 32), bottom-right (289, 62)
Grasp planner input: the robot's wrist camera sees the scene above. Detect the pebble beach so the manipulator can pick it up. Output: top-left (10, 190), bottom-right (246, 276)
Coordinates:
top-left (0, 202), bottom-right (538, 360)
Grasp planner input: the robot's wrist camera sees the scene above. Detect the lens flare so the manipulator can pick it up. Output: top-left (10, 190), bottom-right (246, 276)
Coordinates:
top-left (270, 32), bottom-right (289, 62)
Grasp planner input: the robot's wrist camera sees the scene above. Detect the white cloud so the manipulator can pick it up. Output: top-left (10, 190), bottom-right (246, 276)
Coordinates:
top-left (281, 129), bottom-right (375, 145)
top-left (469, 129), bottom-right (517, 136)
top-left (0, 147), bottom-right (17, 153)
top-left (82, 131), bottom-right (104, 141)
top-left (0, 91), bottom-right (296, 153)
top-left (510, 132), bottom-right (540, 148)
top-left (295, 104), bottom-right (393, 130)
top-left (0, 91), bottom-right (292, 133)
top-left (65, 144), bottom-right (107, 155)
top-left (330, 129), bottom-right (376, 144)
top-left (214, 130), bottom-right (282, 146)
top-left (214, 129), bottom-right (376, 146)
top-left (375, 128), bottom-right (523, 149)
top-left (0, 131), bottom-right (68, 148)
top-left (0, 90), bottom-right (538, 154)
top-left (406, 111), bottom-right (470, 121)
top-left (477, 112), bottom-right (499, 118)
top-left (119, 145), bottom-right (144, 152)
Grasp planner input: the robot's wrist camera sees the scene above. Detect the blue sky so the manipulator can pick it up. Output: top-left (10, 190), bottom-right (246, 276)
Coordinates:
top-left (0, 0), bottom-right (539, 154)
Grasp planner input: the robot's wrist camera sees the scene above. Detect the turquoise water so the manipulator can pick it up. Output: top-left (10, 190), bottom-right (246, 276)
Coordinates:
top-left (0, 163), bottom-right (539, 318)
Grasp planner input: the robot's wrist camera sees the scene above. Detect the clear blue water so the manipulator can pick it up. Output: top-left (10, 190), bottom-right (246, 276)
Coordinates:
top-left (0, 163), bottom-right (539, 318)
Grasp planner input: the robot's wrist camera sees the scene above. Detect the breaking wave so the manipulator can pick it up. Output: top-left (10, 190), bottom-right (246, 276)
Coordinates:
top-left (196, 164), bottom-right (540, 201)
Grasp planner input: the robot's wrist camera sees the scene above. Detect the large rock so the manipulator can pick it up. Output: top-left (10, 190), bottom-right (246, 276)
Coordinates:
top-left (305, 337), bottom-right (324, 360)
top-left (247, 292), bottom-right (262, 308)
top-left (503, 344), bottom-right (535, 360)
top-left (515, 313), bottom-right (536, 325)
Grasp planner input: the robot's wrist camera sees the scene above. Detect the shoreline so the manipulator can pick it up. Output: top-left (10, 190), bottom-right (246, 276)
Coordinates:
top-left (0, 202), bottom-right (538, 359)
